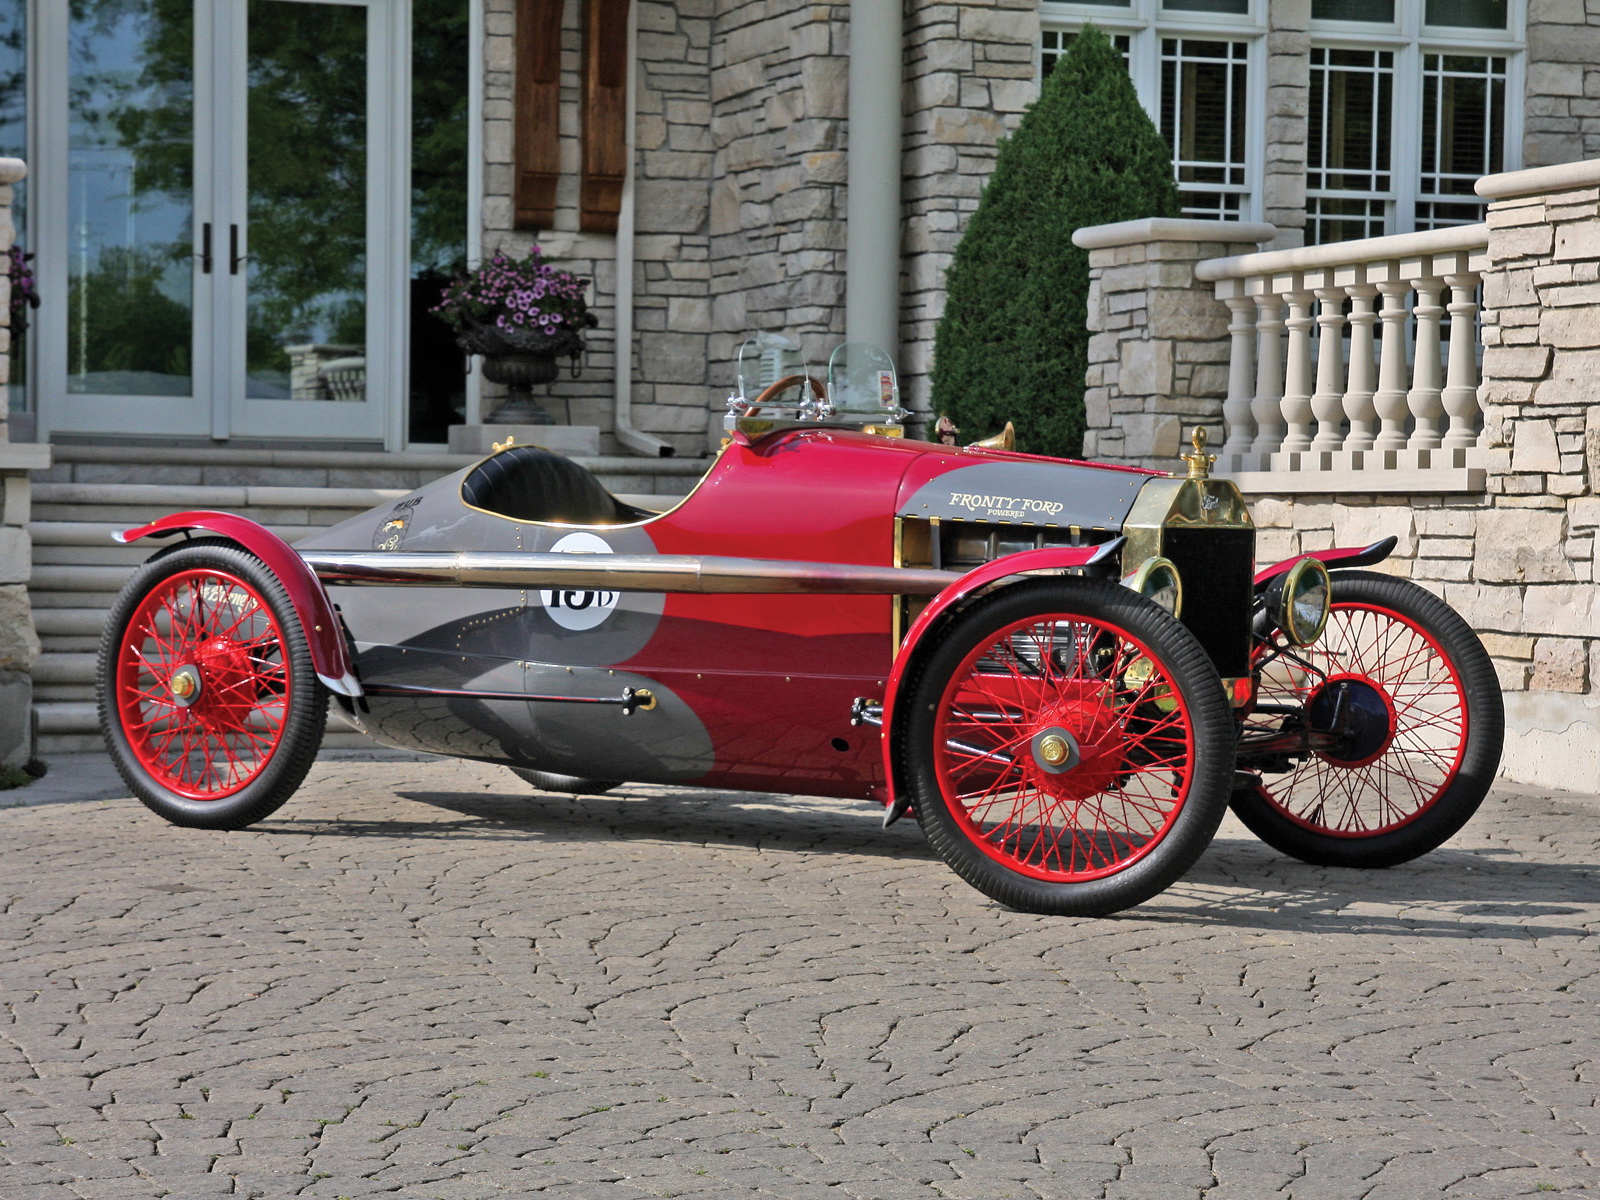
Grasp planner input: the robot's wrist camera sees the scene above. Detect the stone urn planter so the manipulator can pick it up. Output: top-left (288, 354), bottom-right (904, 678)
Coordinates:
top-left (431, 248), bottom-right (596, 426)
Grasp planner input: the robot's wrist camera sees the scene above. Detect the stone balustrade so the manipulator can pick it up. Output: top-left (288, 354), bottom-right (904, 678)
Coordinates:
top-left (1194, 225), bottom-right (1490, 493)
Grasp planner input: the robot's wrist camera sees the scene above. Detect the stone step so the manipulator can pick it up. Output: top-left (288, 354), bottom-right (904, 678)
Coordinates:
top-left (35, 608), bottom-right (110, 637)
top-left (35, 700), bottom-right (381, 754)
top-left (41, 444), bottom-right (711, 495)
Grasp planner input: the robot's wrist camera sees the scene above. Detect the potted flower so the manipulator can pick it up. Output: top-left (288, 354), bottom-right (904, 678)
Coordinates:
top-left (431, 247), bottom-right (597, 424)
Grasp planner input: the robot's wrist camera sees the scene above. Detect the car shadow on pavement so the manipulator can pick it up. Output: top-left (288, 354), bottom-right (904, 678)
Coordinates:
top-left (264, 785), bottom-right (941, 861)
top-left (251, 786), bottom-right (1600, 937)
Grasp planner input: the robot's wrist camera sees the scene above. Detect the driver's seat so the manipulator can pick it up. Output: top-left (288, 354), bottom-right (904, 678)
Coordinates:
top-left (460, 445), bottom-right (649, 526)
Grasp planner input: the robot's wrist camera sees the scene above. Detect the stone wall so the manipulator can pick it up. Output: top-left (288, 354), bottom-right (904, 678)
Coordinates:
top-left (708, 1), bottom-right (849, 386)
top-left (0, 158), bottom-right (42, 769)
top-left (899, 0), bottom-right (1038, 418)
top-left (1076, 218), bottom-right (1277, 466)
top-left (483, 0), bottom-right (715, 456)
top-left (1524, 0), bottom-right (1600, 167)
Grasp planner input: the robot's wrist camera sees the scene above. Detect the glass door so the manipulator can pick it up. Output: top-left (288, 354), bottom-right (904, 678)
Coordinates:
top-left (33, 0), bottom-right (208, 437)
top-left (33, 0), bottom-right (407, 446)
top-left (224, 0), bottom-right (403, 442)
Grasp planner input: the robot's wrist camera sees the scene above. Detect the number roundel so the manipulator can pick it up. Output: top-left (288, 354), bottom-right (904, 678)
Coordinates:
top-left (539, 531), bottom-right (619, 631)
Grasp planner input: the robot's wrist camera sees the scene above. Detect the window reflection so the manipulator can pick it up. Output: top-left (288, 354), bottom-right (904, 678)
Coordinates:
top-left (68, 0), bottom-right (194, 398)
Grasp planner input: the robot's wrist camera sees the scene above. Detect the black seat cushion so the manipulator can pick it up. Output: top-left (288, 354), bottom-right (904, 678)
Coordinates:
top-left (460, 445), bottom-right (646, 525)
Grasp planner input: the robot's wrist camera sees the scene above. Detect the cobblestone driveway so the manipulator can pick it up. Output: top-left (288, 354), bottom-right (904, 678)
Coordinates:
top-left (1, 755), bottom-right (1596, 1200)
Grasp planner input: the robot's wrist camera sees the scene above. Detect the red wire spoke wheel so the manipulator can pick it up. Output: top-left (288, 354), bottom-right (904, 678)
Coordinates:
top-left (903, 579), bottom-right (1233, 917)
top-left (1232, 570), bottom-right (1502, 867)
top-left (99, 541), bottom-right (327, 829)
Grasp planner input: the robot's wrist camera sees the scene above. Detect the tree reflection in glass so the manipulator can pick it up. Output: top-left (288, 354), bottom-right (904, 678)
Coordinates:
top-left (246, 0), bottom-right (367, 401)
top-left (68, 0), bottom-right (193, 397)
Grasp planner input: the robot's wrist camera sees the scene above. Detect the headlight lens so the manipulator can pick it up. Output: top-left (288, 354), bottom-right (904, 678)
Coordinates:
top-left (1273, 557), bottom-right (1332, 646)
top-left (1123, 556), bottom-right (1183, 618)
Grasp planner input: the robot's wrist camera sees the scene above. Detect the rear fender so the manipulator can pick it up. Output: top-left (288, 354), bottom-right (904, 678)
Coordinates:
top-left (878, 540), bottom-right (1123, 815)
top-left (1253, 535), bottom-right (1398, 589)
top-left (116, 511), bottom-right (361, 697)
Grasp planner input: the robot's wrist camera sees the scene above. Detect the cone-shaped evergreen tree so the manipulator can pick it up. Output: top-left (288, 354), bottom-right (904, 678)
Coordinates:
top-left (930, 26), bottom-right (1178, 457)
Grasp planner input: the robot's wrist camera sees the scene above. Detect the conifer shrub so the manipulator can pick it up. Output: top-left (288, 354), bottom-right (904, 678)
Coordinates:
top-left (930, 25), bottom-right (1179, 458)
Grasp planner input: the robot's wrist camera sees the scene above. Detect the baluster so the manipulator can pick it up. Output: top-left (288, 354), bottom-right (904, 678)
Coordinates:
top-left (1310, 279), bottom-right (1348, 451)
top-left (1342, 283), bottom-right (1379, 452)
top-left (1221, 288), bottom-right (1257, 462)
top-left (1373, 276), bottom-right (1411, 453)
top-left (1440, 266), bottom-right (1483, 452)
top-left (1279, 283), bottom-right (1316, 455)
top-left (1407, 275), bottom-right (1445, 451)
top-left (1249, 289), bottom-right (1285, 456)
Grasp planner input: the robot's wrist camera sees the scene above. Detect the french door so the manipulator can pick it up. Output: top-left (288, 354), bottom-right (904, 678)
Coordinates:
top-left (33, 0), bottom-right (409, 446)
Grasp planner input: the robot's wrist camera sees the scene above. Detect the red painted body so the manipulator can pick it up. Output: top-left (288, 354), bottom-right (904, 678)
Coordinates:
top-left (118, 511), bottom-right (358, 695)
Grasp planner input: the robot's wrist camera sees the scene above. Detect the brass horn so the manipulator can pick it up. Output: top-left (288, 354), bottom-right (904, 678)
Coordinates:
top-left (968, 421), bottom-right (1016, 452)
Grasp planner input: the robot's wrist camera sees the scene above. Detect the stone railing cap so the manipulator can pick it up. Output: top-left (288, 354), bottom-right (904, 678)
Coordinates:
top-left (1195, 222), bottom-right (1488, 282)
top-left (0, 442), bottom-right (51, 471)
top-left (0, 157), bottom-right (26, 185)
top-left (1072, 216), bottom-right (1278, 251)
top-left (1477, 158), bottom-right (1600, 200)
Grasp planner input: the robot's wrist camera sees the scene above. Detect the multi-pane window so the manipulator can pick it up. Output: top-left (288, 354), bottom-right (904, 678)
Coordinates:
top-left (1307, 0), bottom-right (1519, 242)
top-left (1418, 53), bottom-right (1506, 228)
top-left (1040, 1), bottom-right (1263, 221)
top-left (1307, 47), bottom-right (1394, 243)
top-left (1160, 38), bottom-right (1249, 218)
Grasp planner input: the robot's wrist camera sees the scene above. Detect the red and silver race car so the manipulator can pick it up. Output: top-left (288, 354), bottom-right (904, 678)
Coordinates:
top-left (96, 343), bottom-right (1503, 916)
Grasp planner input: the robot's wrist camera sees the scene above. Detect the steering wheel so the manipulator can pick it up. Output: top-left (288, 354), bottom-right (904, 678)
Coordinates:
top-left (752, 374), bottom-right (828, 407)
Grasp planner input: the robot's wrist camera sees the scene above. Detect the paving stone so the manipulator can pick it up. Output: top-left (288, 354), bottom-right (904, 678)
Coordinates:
top-left (0, 754), bottom-right (1596, 1197)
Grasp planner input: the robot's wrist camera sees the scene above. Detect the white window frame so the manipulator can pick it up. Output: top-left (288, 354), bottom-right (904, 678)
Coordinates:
top-left (1040, 0), bottom-right (1268, 223)
top-left (1308, 0), bottom-right (1524, 239)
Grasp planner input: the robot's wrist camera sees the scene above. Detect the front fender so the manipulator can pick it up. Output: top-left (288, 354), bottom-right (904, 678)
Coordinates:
top-left (1253, 536), bottom-right (1397, 589)
top-left (877, 540), bottom-right (1123, 816)
top-left (117, 511), bottom-right (361, 697)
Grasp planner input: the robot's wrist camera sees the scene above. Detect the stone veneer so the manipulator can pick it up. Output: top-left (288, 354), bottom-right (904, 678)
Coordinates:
top-left (0, 157), bottom-right (47, 768)
top-left (1077, 157), bottom-right (1600, 790)
top-left (1524, 0), bottom-right (1600, 166)
top-left (482, 0), bottom-right (1038, 442)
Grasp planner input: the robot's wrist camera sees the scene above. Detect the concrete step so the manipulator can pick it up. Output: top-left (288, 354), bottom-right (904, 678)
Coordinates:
top-left (36, 699), bottom-right (381, 754)
top-left (41, 444), bottom-right (712, 496)
top-left (35, 609), bottom-right (109, 637)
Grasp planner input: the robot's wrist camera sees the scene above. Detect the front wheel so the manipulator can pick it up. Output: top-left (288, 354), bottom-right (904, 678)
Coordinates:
top-left (98, 540), bottom-right (327, 829)
top-left (901, 579), bottom-right (1235, 917)
top-left (1232, 570), bottom-right (1503, 867)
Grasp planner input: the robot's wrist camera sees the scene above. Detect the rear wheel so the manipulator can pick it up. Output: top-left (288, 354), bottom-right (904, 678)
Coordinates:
top-left (902, 579), bottom-right (1234, 916)
top-left (1232, 571), bottom-right (1502, 866)
top-left (98, 541), bottom-right (327, 829)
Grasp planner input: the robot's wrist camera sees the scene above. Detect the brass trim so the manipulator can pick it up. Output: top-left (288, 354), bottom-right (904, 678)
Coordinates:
top-left (1120, 475), bottom-right (1254, 577)
top-left (891, 516), bottom-right (905, 649)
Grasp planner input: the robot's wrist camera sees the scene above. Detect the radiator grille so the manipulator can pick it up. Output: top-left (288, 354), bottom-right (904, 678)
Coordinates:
top-left (1162, 527), bottom-right (1254, 678)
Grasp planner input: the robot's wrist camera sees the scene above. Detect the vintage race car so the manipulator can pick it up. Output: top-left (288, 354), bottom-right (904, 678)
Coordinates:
top-left (96, 343), bottom-right (1504, 916)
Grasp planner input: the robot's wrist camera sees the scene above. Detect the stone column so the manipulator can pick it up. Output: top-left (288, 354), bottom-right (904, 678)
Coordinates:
top-left (1468, 157), bottom-right (1600, 786)
top-left (1074, 216), bottom-right (1276, 470)
top-left (0, 158), bottom-right (49, 769)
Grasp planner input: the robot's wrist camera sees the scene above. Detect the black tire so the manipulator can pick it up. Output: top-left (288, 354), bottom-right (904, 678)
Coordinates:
top-left (508, 767), bottom-right (620, 795)
top-left (98, 540), bottom-right (327, 829)
top-left (1231, 570), bottom-right (1503, 867)
top-left (900, 579), bottom-right (1234, 917)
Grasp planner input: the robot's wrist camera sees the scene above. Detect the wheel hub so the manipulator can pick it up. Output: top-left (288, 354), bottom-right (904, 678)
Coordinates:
top-left (1031, 728), bottom-right (1079, 774)
top-left (167, 664), bottom-right (202, 708)
top-left (187, 637), bottom-right (257, 726)
top-left (1025, 693), bottom-right (1123, 801)
top-left (1308, 674), bottom-right (1395, 768)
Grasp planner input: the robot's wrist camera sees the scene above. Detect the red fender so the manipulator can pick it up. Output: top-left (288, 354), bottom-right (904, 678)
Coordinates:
top-left (1253, 535), bottom-right (1398, 588)
top-left (116, 511), bottom-right (361, 697)
top-left (877, 541), bottom-right (1124, 819)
